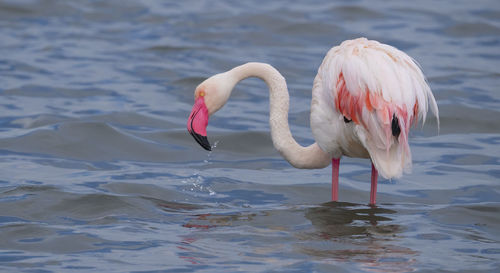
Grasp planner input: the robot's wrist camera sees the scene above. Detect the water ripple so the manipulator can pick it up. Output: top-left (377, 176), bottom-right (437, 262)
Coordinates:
top-left (0, 0), bottom-right (499, 272)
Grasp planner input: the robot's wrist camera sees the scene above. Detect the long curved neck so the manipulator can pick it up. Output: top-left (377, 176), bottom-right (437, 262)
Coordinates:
top-left (227, 62), bottom-right (330, 169)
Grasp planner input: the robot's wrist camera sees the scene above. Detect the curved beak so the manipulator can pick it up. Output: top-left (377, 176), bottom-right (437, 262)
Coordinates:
top-left (187, 97), bottom-right (211, 151)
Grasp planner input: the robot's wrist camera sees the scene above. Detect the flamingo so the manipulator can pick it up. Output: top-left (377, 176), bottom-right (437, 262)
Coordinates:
top-left (187, 38), bottom-right (439, 205)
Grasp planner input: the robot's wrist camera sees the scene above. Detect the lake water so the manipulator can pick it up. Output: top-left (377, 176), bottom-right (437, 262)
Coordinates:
top-left (1, 0), bottom-right (499, 272)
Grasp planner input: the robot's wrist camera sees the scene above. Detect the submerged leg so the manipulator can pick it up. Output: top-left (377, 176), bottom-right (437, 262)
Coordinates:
top-left (332, 158), bottom-right (340, 201)
top-left (370, 162), bottom-right (378, 205)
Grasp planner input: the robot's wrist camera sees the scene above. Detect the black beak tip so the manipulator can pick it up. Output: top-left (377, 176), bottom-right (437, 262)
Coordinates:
top-left (199, 135), bottom-right (212, 151)
top-left (189, 130), bottom-right (211, 151)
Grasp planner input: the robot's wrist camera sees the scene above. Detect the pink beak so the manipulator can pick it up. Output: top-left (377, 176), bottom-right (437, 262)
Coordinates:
top-left (187, 97), bottom-right (211, 151)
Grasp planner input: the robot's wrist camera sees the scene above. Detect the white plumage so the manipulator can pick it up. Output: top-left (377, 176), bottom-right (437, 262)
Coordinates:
top-left (312, 38), bottom-right (439, 179)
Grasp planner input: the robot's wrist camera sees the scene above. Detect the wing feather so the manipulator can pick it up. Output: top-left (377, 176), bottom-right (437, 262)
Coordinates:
top-left (320, 38), bottom-right (438, 178)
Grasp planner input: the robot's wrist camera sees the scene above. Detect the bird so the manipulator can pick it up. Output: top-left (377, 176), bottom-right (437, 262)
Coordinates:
top-left (187, 38), bottom-right (439, 205)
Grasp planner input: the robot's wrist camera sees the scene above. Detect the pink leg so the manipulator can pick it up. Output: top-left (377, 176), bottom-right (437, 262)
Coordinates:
top-left (370, 162), bottom-right (378, 205)
top-left (332, 158), bottom-right (340, 201)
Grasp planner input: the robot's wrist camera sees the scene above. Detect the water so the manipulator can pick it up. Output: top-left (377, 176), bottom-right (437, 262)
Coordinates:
top-left (1, 0), bottom-right (499, 272)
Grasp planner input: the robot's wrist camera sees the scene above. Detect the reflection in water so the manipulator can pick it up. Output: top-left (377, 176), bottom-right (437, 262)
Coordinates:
top-left (302, 202), bottom-right (416, 273)
top-left (306, 201), bottom-right (395, 230)
top-left (179, 202), bottom-right (416, 272)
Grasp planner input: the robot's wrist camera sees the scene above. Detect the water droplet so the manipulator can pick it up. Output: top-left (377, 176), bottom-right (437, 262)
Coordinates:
top-left (212, 140), bottom-right (219, 149)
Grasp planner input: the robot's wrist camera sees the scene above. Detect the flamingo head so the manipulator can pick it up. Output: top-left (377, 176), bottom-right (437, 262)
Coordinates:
top-left (187, 72), bottom-right (234, 151)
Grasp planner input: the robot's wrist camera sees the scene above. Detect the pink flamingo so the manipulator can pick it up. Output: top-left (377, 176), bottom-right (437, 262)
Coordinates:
top-left (187, 38), bottom-right (439, 205)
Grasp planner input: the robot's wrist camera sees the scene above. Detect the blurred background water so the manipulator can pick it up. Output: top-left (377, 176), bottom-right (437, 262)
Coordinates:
top-left (0, 0), bottom-right (499, 272)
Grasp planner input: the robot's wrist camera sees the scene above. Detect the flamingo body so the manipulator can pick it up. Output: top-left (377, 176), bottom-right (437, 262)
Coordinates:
top-left (187, 38), bottom-right (438, 205)
top-left (311, 38), bottom-right (438, 179)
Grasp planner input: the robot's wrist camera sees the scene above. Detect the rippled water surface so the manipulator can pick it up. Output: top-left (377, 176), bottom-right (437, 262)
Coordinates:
top-left (1, 0), bottom-right (500, 272)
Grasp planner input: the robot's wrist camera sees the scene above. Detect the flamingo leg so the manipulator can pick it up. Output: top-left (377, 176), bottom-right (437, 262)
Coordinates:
top-left (332, 158), bottom-right (340, 201)
top-left (370, 162), bottom-right (378, 205)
